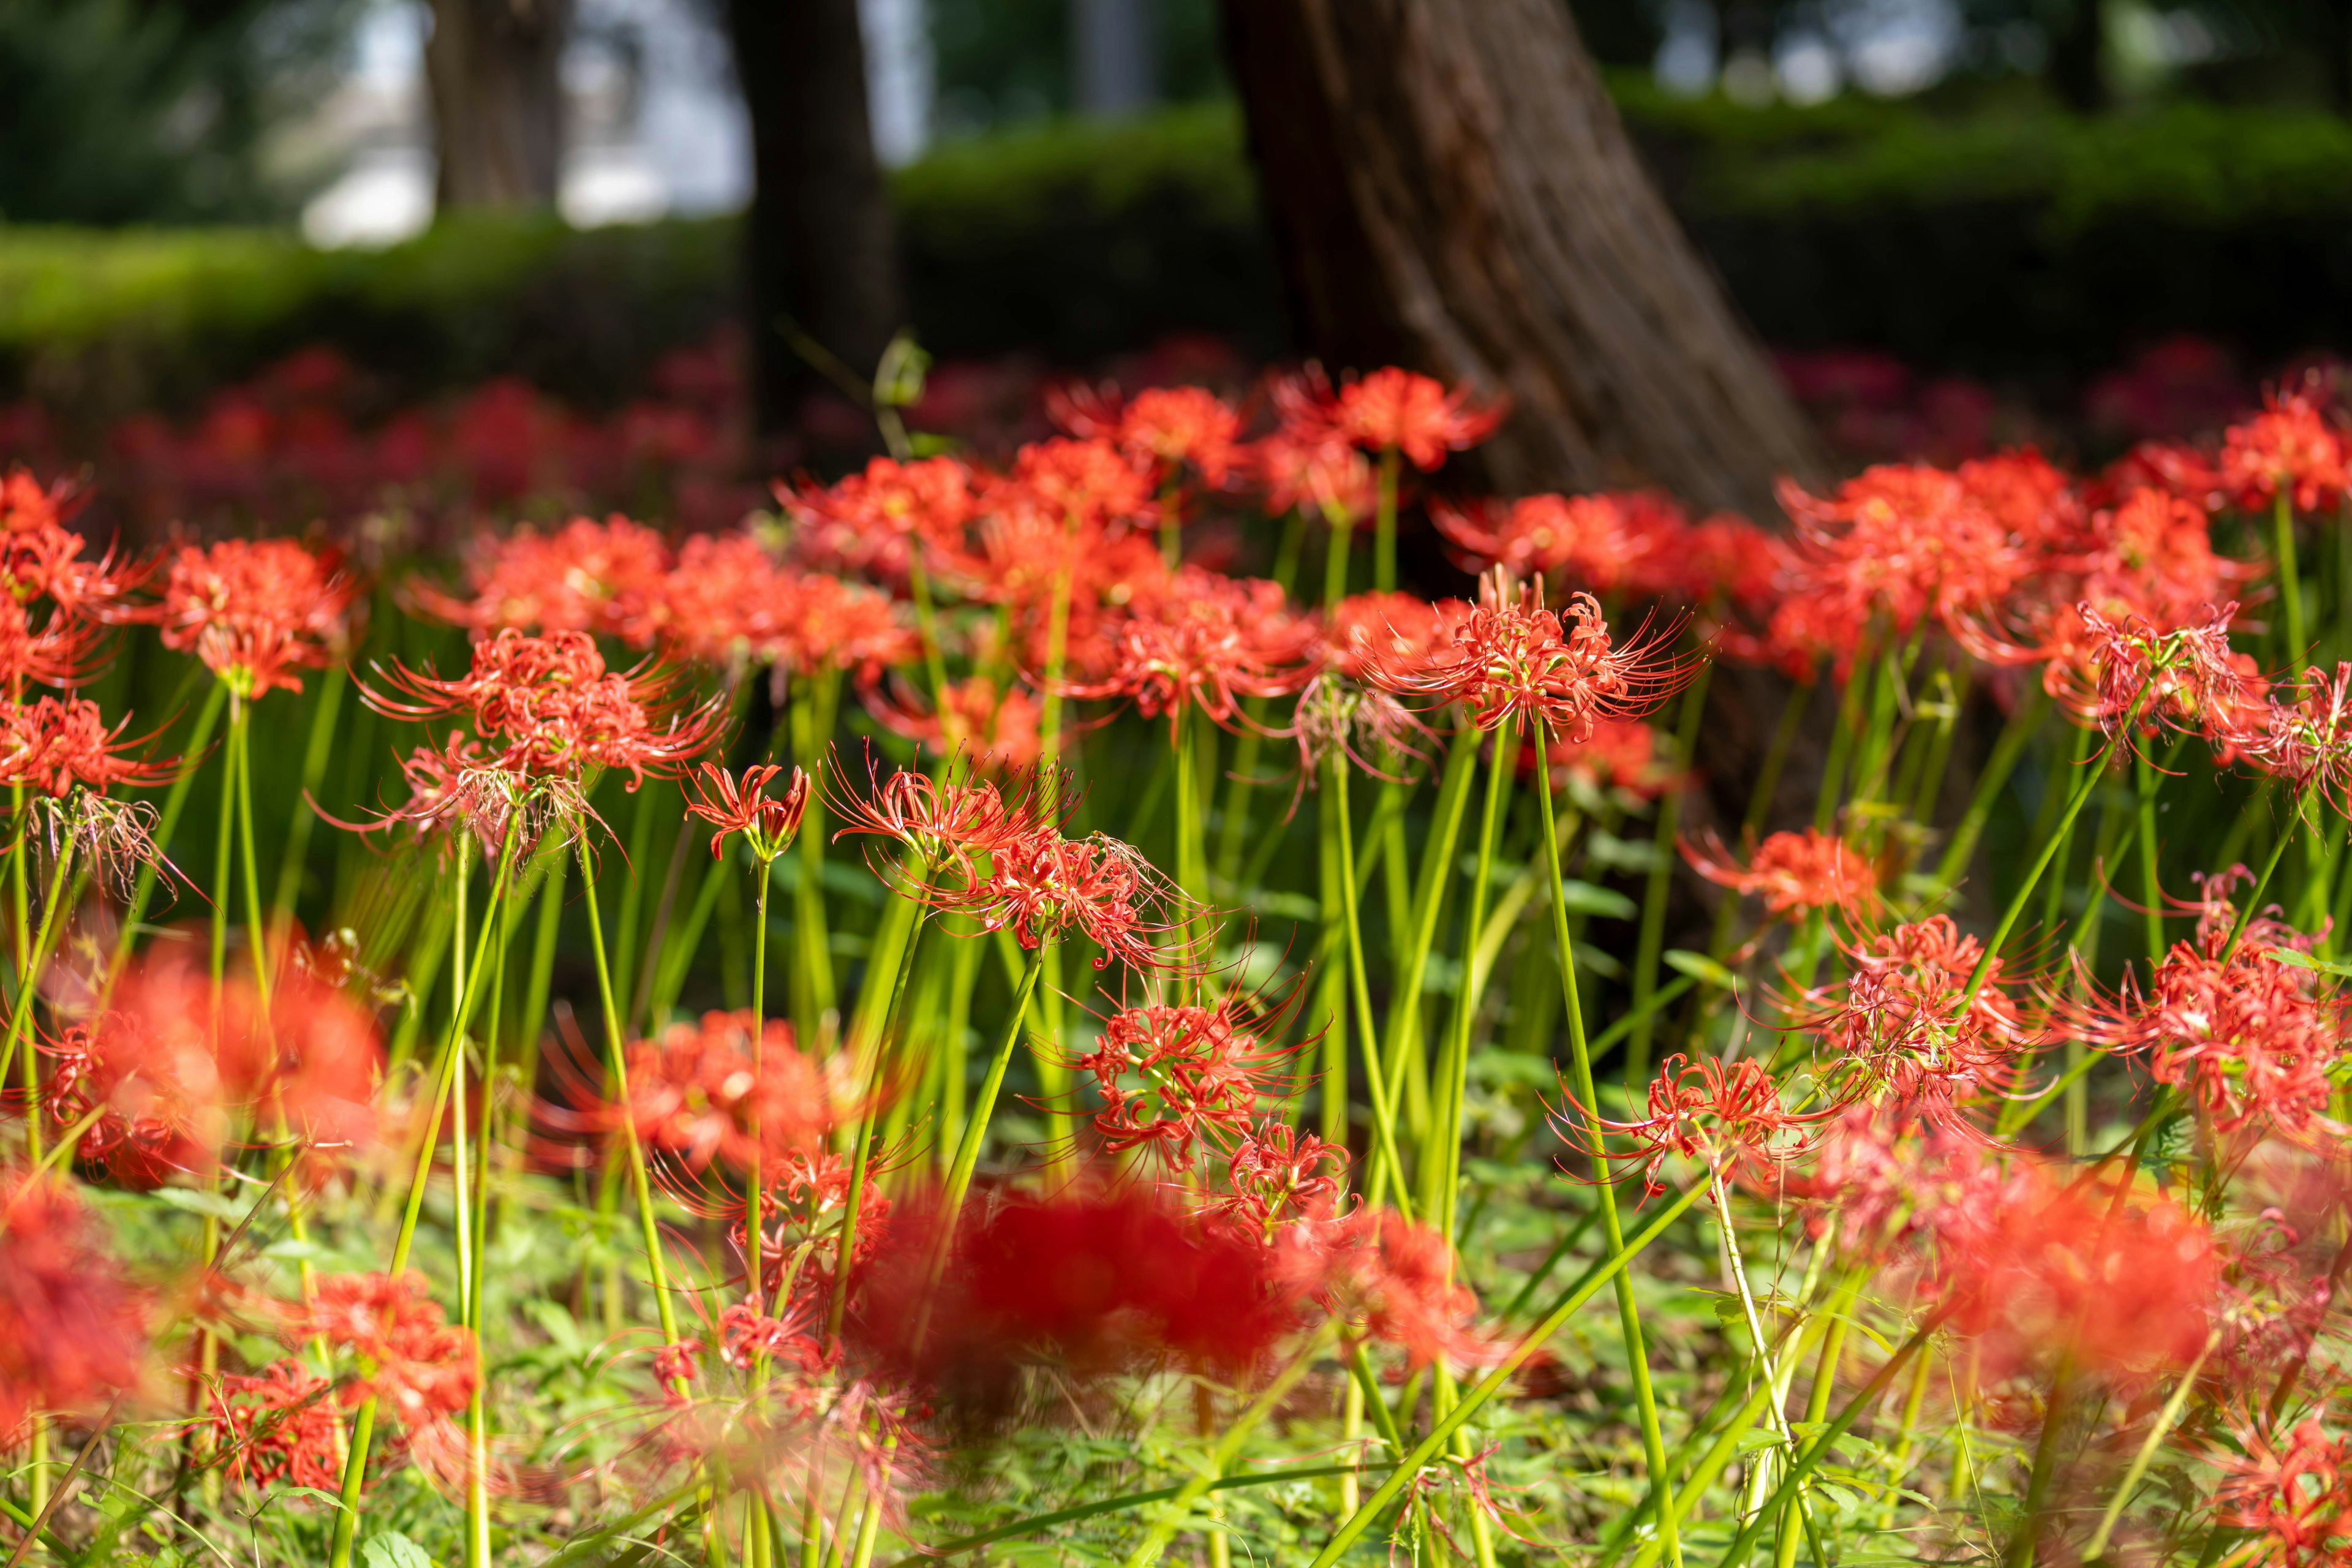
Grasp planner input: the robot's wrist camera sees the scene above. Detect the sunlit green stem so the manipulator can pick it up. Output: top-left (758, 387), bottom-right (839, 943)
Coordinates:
top-left (2276, 492), bottom-right (2307, 662)
top-left (1425, 724), bottom-right (1515, 1231)
top-left (1329, 752), bottom-right (1412, 1218)
top-left (1373, 447), bottom-right (1400, 594)
top-left (110, 680), bottom-right (229, 982)
top-left (920, 945), bottom-right (1047, 1317)
top-left (269, 661), bottom-right (347, 932)
top-left (1628, 660), bottom-right (1709, 1084)
top-left (2083, 1334), bottom-right (2217, 1561)
top-left (1927, 685), bottom-right (2050, 900)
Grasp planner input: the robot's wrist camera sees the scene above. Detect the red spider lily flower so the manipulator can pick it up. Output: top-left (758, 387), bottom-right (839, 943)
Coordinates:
top-left (0, 466), bottom-right (145, 617)
top-left (204, 1359), bottom-right (343, 1492)
top-left (1926, 1166), bottom-right (2218, 1382)
top-left (1432, 491), bottom-right (1691, 598)
top-left (1532, 716), bottom-right (1679, 801)
top-left (2081, 600), bottom-right (2257, 746)
top-left (1205, 1120), bottom-right (1348, 1234)
top-left (361, 734), bottom-right (538, 856)
top-left (1118, 385), bottom-right (1243, 488)
top-left (716, 1299), bottom-right (827, 1374)
top-left (2223, 662), bottom-right (2352, 808)
top-left (412, 513), bottom-right (673, 644)
top-left (938, 825), bottom-right (1197, 972)
top-left (783, 454), bottom-right (978, 553)
top-left (0, 696), bottom-right (174, 797)
top-left (0, 595), bottom-right (99, 690)
top-left (1805, 915), bottom-right (2037, 1137)
top-left (1362, 567), bottom-right (1694, 741)
top-left (306, 1272), bottom-right (478, 1426)
top-left (211, 963), bottom-right (385, 1161)
top-left (1304, 1210), bottom-right (1503, 1373)
top-left (1552, 1052), bottom-right (1830, 1199)
top-left (1322, 591), bottom-right (1476, 684)
top-left (581, 1010), bottom-right (851, 1175)
top-left (150, 537), bottom-right (357, 698)
top-left (0, 1167), bottom-right (146, 1437)
top-left (866, 674), bottom-right (1045, 772)
top-left (43, 960), bottom-right (230, 1188)
top-left (685, 762), bottom-right (811, 862)
top-left (1056, 567), bottom-right (1319, 740)
top-left (932, 494), bottom-right (1168, 671)
top-left (2218, 1419), bottom-right (2352, 1568)
top-left (1775, 1106), bottom-right (1988, 1251)
top-left (2221, 386), bottom-right (2350, 515)
top-left (1684, 827), bottom-right (1882, 918)
top-left (364, 628), bottom-right (721, 787)
top-left (1775, 464), bottom-right (2033, 633)
top-left (865, 1186), bottom-right (1309, 1386)
top-left (1248, 431), bottom-right (1376, 525)
top-left (2065, 876), bottom-right (2339, 1142)
top-left (828, 761), bottom-right (1047, 889)
top-left (653, 532), bottom-right (802, 670)
top-left (1680, 514), bottom-right (1792, 611)
top-left (1071, 995), bottom-right (1300, 1172)
top-left (994, 436), bottom-right (1155, 533)
top-left (764, 572), bottom-right (918, 683)
top-left (1329, 368), bottom-right (1505, 471)
top-left (1288, 673), bottom-right (1431, 782)
top-left (2101, 439), bottom-right (2231, 513)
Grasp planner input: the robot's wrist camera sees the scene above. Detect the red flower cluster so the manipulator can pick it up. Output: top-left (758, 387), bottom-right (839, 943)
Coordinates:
top-left (205, 1360), bottom-right (343, 1491)
top-left (1807, 916), bottom-right (2035, 1136)
top-left (306, 1271), bottom-right (479, 1427)
top-left (598, 1009), bottom-right (848, 1174)
top-left (1058, 565), bottom-right (1318, 737)
top-left (1687, 827), bottom-right (1882, 918)
top-left (2220, 386), bottom-right (2350, 514)
top-left (685, 762), bottom-right (811, 862)
top-left (2220, 1419), bottom-right (2352, 1568)
top-left (1072, 997), bottom-right (1296, 1170)
top-left (0, 1167), bottom-right (146, 1438)
top-left (0, 695), bottom-right (170, 797)
top-left (149, 537), bottom-right (356, 698)
top-left (1558, 1052), bottom-right (1828, 1197)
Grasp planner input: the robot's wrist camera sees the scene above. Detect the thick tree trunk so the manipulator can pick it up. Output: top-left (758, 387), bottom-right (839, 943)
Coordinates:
top-left (426, 0), bottom-right (573, 209)
top-left (1219, 0), bottom-right (1822, 520)
top-left (726, 0), bottom-right (904, 443)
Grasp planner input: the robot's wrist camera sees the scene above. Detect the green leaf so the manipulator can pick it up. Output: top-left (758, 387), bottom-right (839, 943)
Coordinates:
top-left (2266, 946), bottom-right (2352, 975)
top-left (148, 1187), bottom-right (244, 1221)
top-left (276, 1485), bottom-right (352, 1514)
top-left (1587, 831), bottom-right (1668, 873)
top-left (1664, 948), bottom-right (1738, 989)
top-left (362, 1531), bottom-right (435, 1568)
top-left (1558, 879), bottom-right (1638, 918)
top-left (260, 1237), bottom-right (327, 1261)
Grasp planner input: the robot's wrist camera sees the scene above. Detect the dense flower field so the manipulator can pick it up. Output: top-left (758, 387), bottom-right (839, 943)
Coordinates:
top-left (1, 350), bottom-right (2351, 1568)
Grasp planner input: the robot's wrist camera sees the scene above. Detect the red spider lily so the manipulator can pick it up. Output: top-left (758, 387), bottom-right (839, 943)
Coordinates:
top-left (716, 1299), bottom-right (827, 1374)
top-left (365, 733), bottom-right (533, 854)
top-left (783, 454), bottom-right (978, 552)
top-left (1805, 915), bottom-right (2037, 1137)
top-left (306, 1272), bottom-right (478, 1427)
top-left (0, 595), bottom-right (99, 690)
top-left (364, 628), bottom-right (721, 787)
top-left (993, 436), bottom-right (1155, 533)
top-left (1432, 491), bottom-right (1690, 598)
top-left (149, 537), bottom-right (357, 698)
top-left (1056, 566), bottom-right (1319, 740)
top-left (1054, 384), bottom-right (1243, 491)
top-left (2064, 884), bottom-right (2339, 1142)
top-left (2102, 439), bottom-right (2231, 513)
top-left (1071, 996), bottom-right (1300, 1171)
top-left (2223, 662), bottom-right (2352, 808)
top-left (1303, 1210), bottom-right (1504, 1373)
top-left (2080, 600), bottom-right (2258, 746)
top-left (1362, 568), bottom-right (1694, 741)
top-left (580, 1010), bottom-right (852, 1175)
top-left (1776, 464), bottom-right (2033, 634)
top-left (1776, 1106), bottom-right (1996, 1251)
top-left (1552, 1052), bottom-right (1830, 1199)
top-left (1532, 716), bottom-right (1679, 800)
top-left (0, 465), bottom-right (145, 617)
top-left (764, 572), bottom-right (918, 682)
top-left (828, 761), bottom-right (1048, 889)
top-left (1204, 1120), bottom-right (1348, 1234)
top-left (43, 961), bottom-right (230, 1188)
top-left (1327, 368), bottom-right (1505, 471)
top-left (0, 695), bottom-right (174, 797)
top-left (216, 963), bottom-right (384, 1160)
top-left (1247, 430), bottom-right (1376, 524)
top-left (1926, 1166), bottom-right (2218, 1382)
top-left (1680, 514), bottom-right (1793, 612)
top-left (2221, 386), bottom-right (2350, 515)
top-left (935, 825), bottom-right (1197, 972)
top-left (728, 1149), bottom-right (897, 1308)
top-left (1287, 673), bottom-right (1430, 782)
top-left (0, 1166), bottom-right (146, 1437)
top-left (866, 674), bottom-right (1044, 772)
top-left (1321, 591), bottom-right (1475, 684)
top-left (863, 1186), bottom-right (1310, 1385)
top-left (685, 762), bottom-right (811, 862)
top-left (652, 532), bottom-right (802, 670)
top-left (2218, 1419), bottom-right (2352, 1568)
top-left (1684, 827), bottom-right (1882, 918)
top-left (932, 494), bottom-right (1168, 670)
top-left (412, 513), bottom-right (672, 644)
top-left (204, 1359), bottom-right (343, 1491)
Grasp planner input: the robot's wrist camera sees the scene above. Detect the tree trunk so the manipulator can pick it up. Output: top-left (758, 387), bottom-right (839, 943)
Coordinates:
top-left (426, 0), bottom-right (573, 209)
top-left (1219, 0), bottom-right (1823, 520)
top-left (726, 0), bottom-right (904, 443)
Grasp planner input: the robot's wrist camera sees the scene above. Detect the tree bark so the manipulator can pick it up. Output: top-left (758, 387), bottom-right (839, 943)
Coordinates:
top-left (726, 0), bottom-right (905, 442)
top-left (426, 0), bottom-right (573, 209)
top-left (1219, 0), bottom-right (1823, 520)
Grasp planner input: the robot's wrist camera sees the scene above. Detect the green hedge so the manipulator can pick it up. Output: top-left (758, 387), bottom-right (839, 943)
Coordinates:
top-left (6, 91), bottom-right (2352, 418)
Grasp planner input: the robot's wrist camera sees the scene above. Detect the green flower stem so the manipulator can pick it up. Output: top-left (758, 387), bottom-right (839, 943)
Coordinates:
top-left (1812, 655), bottom-right (1871, 832)
top-left (790, 671), bottom-right (842, 1042)
top-left (1714, 1172), bottom-right (1826, 1568)
top-left (1535, 742), bottom-right (1680, 1568)
top-left (232, 709), bottom-right (274, 995)
top-left (2225, 791), bottom-right (2305, 960)
top-left (1627, 659), bottom-right (1711, 1087)
top-left (828, 897), bottom-right (928, 1344)
top-left (2006, 1359), bottom-right (2078, 1568)
top-left (2083, 1333), bottom-right (2217, 1562)
top-left (1313, 775), bottom-right (1348, 1145)
top-left (211, 693), bottom-right (239, 993)
top-left (576, 836), bottom-right (688, 1362)
top-left (1424, 723), bottom-right (1516, 1232)
top-left (1328, 751), bottom-right (1413, 1219)
top-left (328, 818), bottom-right (522, 1568)
top-left (1373, 447), bottom-right (1400, 594)
top-left (268, 660), bottom-right (347, 933)
top-left (7, 827), bottom-right (71, 1163)
top-left (1306, 1177), bottom-right (1707, 1568)
top-left (1926, 685), bottom-right (2049, 901)
top-left (2276, 492), bottom-right (2307, 662)
top-left (110, 680), bottom-right (230, 980)
top-left (1172, 707), bottom-right (1207, 949)
top-left (920, 944), bottom-right (1047, 1317)
top-left (1322, 502), bottom-right (1352, 611)
top-left (611, 779), bottom-right (662, 1028)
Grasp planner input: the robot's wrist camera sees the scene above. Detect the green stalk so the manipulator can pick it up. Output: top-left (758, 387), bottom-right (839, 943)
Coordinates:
top-left (1627, 660), bottom-right (1710, 1086)
top-left (1172, 708), bottom-right (1207, 951)
top-left (1329, 752), bottom-right (1413, 1218)
top-left (1425, 724), bottom-right (1516, 1232)
top-left (8, 827), bottom-right (74, 1162)
top-left (611, 780), bottom-right (660, 1028)
top-left (790, 672), bottom-right (842, 1042)
top-left (210, 692), bottom-right (239, 994)
top-left (110, 680), bottom-right (229, 979)
top-left (1373, 447), bottom-right (1400, 594)
top-left (2275, 492), bottom-right (2307, 662)
top-left (2082, 1334), bottom-right (2217, 1561)
top-left (1313, 775), bottom-right (1348, 1145)
top-left (827, 904), bottom-right (928, 1343)
top-left (2137, 751), bottom-right (2167, 970)
top-left (1305, 1178), bottom-right (1707, 1568)
top-left (268, 661), bottom-right (348, 932)
top-left (1323, 500), bottom-right (1353, 611)
top-left (921, 945), bottom-right (1047, 1313)
top-left (1535, 742), bottom-right (1680, 1568)
top-left (1926, 685), bottom-right (2049, 900)
top-left (2006, 1361), bottom-right (2077, 1568)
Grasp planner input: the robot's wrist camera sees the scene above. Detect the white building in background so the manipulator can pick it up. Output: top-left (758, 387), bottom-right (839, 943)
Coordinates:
top-left (301, 0), bottom-right (932, 249)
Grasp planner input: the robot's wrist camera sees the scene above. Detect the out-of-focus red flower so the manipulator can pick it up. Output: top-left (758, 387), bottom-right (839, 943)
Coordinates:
top-left (0, 695), bottom-right (173, 797)
top-left (995, 437), bottom-right (1155, 534)
top-left (685, 762), bottom-right (810, 862)
top-left (595, 1010), bottom-right (849, 1174)
top-left (0, 595), bottom-right (97, 690)
top-left (867, 674), bottom-right (1044, 772)
top-left (1684, 827), bottom-right (1882, 918)
top-left (1534, 715), bottom-right (1678, 799)
top-left (151, 538), bottom-right (356, 698)
top-left (1304, 1210), bottom-right (1502, 1373)
top-left (763, 572), bottom-right (916, 682)
top-left (0, 466), bottom-right (143, 617)
top-left (1807, 916), bottom-right (2035, 1137)
top-left (2218, 1419), bottom-right (2352, 1568)
top-left (0, 1167), bottom-right (146, 1436)
top-left (1110, 386), bottom-right (1243, 489)
top-left (1329, 368), bottom-right (1505, 472)
top-left (1057, 567), bottom-right (1318, 739)
top-left (205, 1359), bottom-right (342, 1492)
top-left (1362, 568), bottom-right (1692, 742)
top-left (1433, 491), bottom-right (1689, 598)
top-left (364, 628), bottom-right (720, 787)
top-left (1247, 431), bottom-right (1376, 526)
top-left (654, 532), bottom-right (801, 669)
top-left (413, 514), bottom-right (673, 644)
top-left (307, 1272), bottom-right (478, 1425)
top-left (1775, 464), bottom-right (2032, 639)
top-left (2221, 387), bottom-right (2349, 515)
top-left (1555, 1052), bottom-right (1827, 1198)
top-left (1319, 592), bottom-right (1473, 687)
top-left (784, 456), bottom-right (977, 556)
top-left (1073, 998), bottom-right (1295, 1170)
top-left (43, 960), bottom-right (228, 1188)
